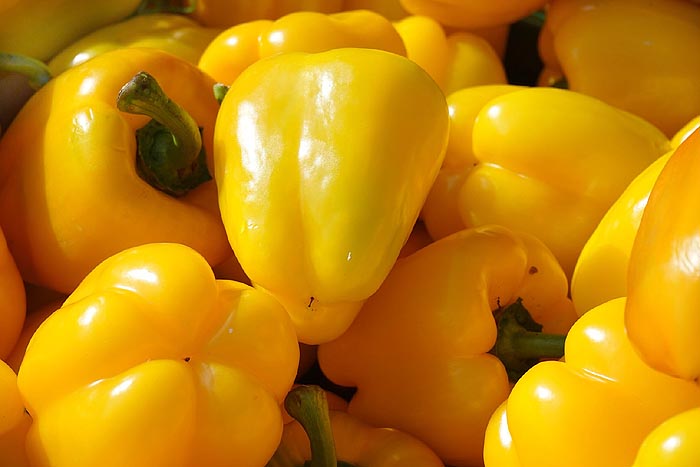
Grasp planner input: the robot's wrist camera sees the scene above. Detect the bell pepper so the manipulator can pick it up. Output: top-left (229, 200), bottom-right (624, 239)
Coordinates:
top-left (189, 0), bottom-right (342, 28)
top-left (268, 385), bottom-right (444, 466)
top-left (625, 128), bottom-right (700, 380)
top-left (198, 10), bottom-right (406, 85)
top-left (393, 15), bottom-right (506, 96)
top-left (342, 0), bottom-right (409, 20)
top-left (632, 407), bottom-right (700, 467)
top-left (318, 224), bottom-right (577, 466)
top-left (540, 0), bottom-right (700, 137)
top-left (483, 297), bottom-right (700, 467)
top-left (5, 299), bottom-right (62, 373)
top-left (398, 0), bottom-right (548, 29)
top-left (456, 86), bottom-right (669, 277)
top-left (421, 84), bottom-right (523, 240)
top-left (0, 226), bottom-right (25, 360)
top-left (0, 0), bottom-right (141, 62)
top-left (0, 48), bottom-right (231, 295)
top-left (0, 360), bottom-right (30, 467)
top-left (17, 242), bottom-right (300, 467)
top-left (48, 13), bottom-right (222, 76)
top-left (214, 47), bottom-right (448, 344)
top-left (0, 53), bottom-right (52, 133)
top-left (572, 119), bottom-right (700, 315)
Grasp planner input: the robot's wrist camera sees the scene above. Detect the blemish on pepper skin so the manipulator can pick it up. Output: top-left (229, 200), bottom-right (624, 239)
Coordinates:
top-left (529, 266), bottom-right (539, 274)
top-left (184, 357), bottom-right (191, 362)
top-left (308, 296), bottom-right (315, 308)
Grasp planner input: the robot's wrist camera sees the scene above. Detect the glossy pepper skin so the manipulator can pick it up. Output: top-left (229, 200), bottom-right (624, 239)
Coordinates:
top-left (541, 0), bottom-right (700, 137)
top-left (483, 297), bottom-right (700, 467)
top-left (626, 128), bottom-right (700, 380)
top-left (0, 360), bottom-right (30, 467)
top-left (398, 0), bottom-right (548, 28)
top-left (0, 226), bottom-right (25, 360)
top-left (393, 15), bottom-right (506, 96)
top-left (189, 0), bottom-right (342, 27)
top-left (214, 48), bottom-right (448, 345)
top-left (269, 410), bottom-right (445, 466)
top-left (48, 14), bottom-right (222, 76)
top-left (318, 225), bottom-right (577, 466)
top-left (198, 10), bottom-right (406, 85)
top-left (17, 242), bottom-right (300, 467)
top-left (456, 86), bottom-right (670, 277)
top-left (0, 0), bottom-right (141, 61)
top-left (632, 407), bottom-right (700, 467)
top-left (0, 48), bottom-right (231, 295)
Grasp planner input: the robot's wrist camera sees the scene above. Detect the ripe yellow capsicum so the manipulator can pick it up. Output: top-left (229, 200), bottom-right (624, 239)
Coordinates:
top-left (318, 224), bottom-right (577, 466)
top-left (398, 0), bottom-right (547, 28)
top-left (0, 48), bottom-right (231, 295)
top-left (483, 297), bottom-right (700, 467)
top-left (17, 242), bottom-right (300, 467)
top-left (626, 128), bottom-right (700, 380)
top-left (0, 360), bottom-right (30, 467)
top-left (269, 385), bottom-right (445, 466)
top-left (456, 86), bottom-right (669, 277)
top-left (48, 13), bottom-right (222, 76)
top-left (198, 10), bottom-right (406, 85)
top-left (189, 0), bottom-right (342, 27)
top-left (214, 47), bottom-right (448, 344)
top-left (0, 0), bottom-right (141, 61)
top-left (632, 407), bottom-right (700, 467)
top-left (393, 15), bottom-right (506, 96)
top-left (0, 226), bottom-right (25, 360)
top-left (540, 0), bottom-right (700, 137)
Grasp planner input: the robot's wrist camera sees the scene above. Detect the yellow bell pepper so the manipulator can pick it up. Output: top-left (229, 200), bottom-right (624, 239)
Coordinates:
top-left (457, 86), bottom-right (670, 277)
top-left (398, 0), bottom-right (548, 28)
top-left (189, 0), bottom-right (342, 27)
top-left (483, 297), bottom-right (700, 467)
top-left (198, 10), bottom-right (406, 85)
top-left (17, 242), bottom-right (300, 467)
top-left (572, 119), bottom-right (700, 315)
top-left (214, 47), bottom-right (448, 344)
top-left (0, 0), bottom-right (141, 61)
top-left (541, 0), bottom-right (700, 137)
top-left (626, 128), bottom-right (700, 380)
top-left (6, 299), bottom-right (62, 373)
top-left (632, 407), bottom-right (700, 467)
top-left (269, 385), bottom-right (444, 466)
top-left (421, 84), bottom-right (523, 241)
top-left (342, 0), bottom-right (409, 20)
top-left (0, 360), bottom-right (30, 467)
top-left (48, 13), bottom-right (222, 76)
top-left (0, 48), bottom-right (231, 295)
top-left (318, 225), bottom-right (577, 466)
top-left (393, 15), bottom-right (506, 96)
top-left (0, 226), bottom-right (25, 360)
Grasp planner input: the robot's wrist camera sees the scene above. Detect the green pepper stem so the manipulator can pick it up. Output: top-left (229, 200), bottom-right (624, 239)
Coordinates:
top-left (134, 0), bottom-right (196, 15)
top-left (491, 298), bottom-right (566, 382)
top-left (213, 83), bottom-right (230, 105)
top-left (0, 53), bottom-right (52, 90)
top-left (116, 71), bottom-right (211, 197)
top-left (285, 385), bottom-right (339, 467)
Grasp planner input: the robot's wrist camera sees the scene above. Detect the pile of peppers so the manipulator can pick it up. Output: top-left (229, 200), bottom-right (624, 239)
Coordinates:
top-left (1, 0), bottom-right (699, 466)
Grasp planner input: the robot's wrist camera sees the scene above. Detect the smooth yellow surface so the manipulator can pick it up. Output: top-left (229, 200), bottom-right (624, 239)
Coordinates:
top-left (571, 152), bottom-right (671, 315)
top-left (190, 0), bottom-right (343, 28)
top-left (48, 14), bottom-right (222, 75)
top-left (215, 48), bottom-right (448, 344)
top-left (199, 10), bottom-right (406, 85)
top-left (632, 407), bottom-right (700, 467)
top-left (319, 225), bottom-right (577, 466)
top-left (458, 86), bottom-right (670, 277)
top-left (545, 0), bottom-right (700, 137)
top-left (484, 298), bottom-right (700, 467)
top-left (0, 48), bottom-right (231, 295)
top-left (626, 129), bottom-right (700, 380)
top-left (0, 0), bottom-right (141, 61)
top-left (0, 361), bottom-right (30, 466)
top-left (394, 15), bottom-right (506, 96)
top-left (17, 242), bottom-right (299, 467)
top-left (271, 410), bottom-right (444, 466)
top-left (0, 227), bottom-right (25, 359)
top-left (399, 0), bottom-right (547, 28)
